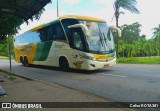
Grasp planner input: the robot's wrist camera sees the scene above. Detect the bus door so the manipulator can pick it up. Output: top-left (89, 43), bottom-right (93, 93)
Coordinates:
top-left (71, 28), bottom-right (86, 69)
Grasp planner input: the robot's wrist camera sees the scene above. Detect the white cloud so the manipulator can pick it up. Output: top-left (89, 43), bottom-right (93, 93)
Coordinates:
top-left (18, 0), bottom-right (160, 39)
top-left (93, 0), bottom-right (160, 38)
top-left (95, 0), bottom-right (111, 6)
top-left (18, 9), bottom-right (58, 35)
top-left (62, 0), bottom-right (81, 6)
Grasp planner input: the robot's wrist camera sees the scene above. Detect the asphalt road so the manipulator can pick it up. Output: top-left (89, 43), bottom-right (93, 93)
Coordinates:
top-left (0, 60), bottom-right (160, 103)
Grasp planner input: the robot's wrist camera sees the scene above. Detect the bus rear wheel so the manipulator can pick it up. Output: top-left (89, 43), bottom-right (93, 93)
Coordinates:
top-left (59, 57), bottom-right (69, 72)
top-left (23, 57), bottom-right (29, 67)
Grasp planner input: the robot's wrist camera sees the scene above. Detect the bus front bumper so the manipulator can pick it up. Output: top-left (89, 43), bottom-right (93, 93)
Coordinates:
top-left (85, 57), bottom-right (116, 70)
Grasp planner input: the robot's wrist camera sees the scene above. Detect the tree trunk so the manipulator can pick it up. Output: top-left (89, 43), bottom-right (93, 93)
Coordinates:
top-left (116, 16), bottom-right (119, 58)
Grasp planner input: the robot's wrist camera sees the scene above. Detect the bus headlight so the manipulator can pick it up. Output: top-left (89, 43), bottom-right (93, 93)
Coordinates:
top-left (84, 55), bottom-right (97, 61)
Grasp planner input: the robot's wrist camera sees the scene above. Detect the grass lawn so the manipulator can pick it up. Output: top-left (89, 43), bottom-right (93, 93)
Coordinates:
top-left (117, 57), bottom-right (160, 64)
top-left (0, 56), bottom-right (14, 60)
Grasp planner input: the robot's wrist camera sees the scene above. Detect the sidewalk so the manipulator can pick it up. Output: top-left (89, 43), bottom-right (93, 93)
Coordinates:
top-left (0, 70), bottom-right (128, 111)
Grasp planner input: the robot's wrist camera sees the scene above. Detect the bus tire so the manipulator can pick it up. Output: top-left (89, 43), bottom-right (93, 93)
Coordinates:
top-left (59, 57), bottom-right (69, 72)
top-left (20, 57), bottom-right (24, 66)
top-left (23, 57), bottom-right (29, 67)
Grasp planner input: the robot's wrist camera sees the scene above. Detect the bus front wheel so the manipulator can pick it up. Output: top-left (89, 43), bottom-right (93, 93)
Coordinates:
top-left (59, 57), bottom-right (69, 72)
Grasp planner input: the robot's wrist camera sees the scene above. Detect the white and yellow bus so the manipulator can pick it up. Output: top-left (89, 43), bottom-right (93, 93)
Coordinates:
top-left (14, 15), bottom-right (121, 71)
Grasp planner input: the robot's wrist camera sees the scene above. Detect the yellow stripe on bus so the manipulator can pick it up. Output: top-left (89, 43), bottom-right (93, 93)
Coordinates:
top-left (30, 25), bottom-right (44, 32)
top-left (60, 15), bottom-right (106, 22)
top-left (92, 54), bottom-right (107, 59)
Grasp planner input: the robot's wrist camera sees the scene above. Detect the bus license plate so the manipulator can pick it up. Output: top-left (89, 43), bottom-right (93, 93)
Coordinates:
top-left (104, 64), bottom-right (109, 68)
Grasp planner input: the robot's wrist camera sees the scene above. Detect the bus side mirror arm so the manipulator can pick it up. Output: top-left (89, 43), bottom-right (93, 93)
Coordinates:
top-left (68, 24), bottom-right (89, 37)
top-left (109, 26), bottom-right (121, 37)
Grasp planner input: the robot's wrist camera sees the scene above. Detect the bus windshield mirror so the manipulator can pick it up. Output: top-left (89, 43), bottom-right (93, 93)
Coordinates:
top-left (68, 24), bottom-right (89, 37)
top-left (109, 26), bottom-right (121, 37)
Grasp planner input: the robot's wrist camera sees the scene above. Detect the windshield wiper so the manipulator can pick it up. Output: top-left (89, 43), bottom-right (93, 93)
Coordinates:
top-left (98, 24), bottom-right (113, 52)
top-left (99, 32), bottom-right (104, 47)
top-left (102, 32), bottom-right (113, 52)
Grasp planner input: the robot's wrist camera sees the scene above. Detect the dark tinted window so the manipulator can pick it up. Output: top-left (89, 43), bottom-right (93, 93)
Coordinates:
top-left (61, 19), bottom-right (87, 51)
top-left (61, 19), bottom-right (79, 38)
top-left (47, 26), bottom-right (54, 41)
top-left (52, 22), bottom-right (65, 40)
top-left (38, 22), bottom-right (65, 42)
top-left (61, 19), bottom-right (79, 46)
top-left (39, 28), bottom-right (47, 42)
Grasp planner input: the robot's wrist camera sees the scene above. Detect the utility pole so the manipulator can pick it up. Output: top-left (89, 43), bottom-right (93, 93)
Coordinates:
top-left (7, 35), bottom-right (12, 78)
top-left (57, 0), bottom-right (59, 17)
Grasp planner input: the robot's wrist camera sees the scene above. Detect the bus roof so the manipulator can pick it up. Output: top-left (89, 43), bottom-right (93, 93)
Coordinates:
top-left (29, 15), bottom-right (106, 32)
top-left (59, 15), bottom-right (106, 22)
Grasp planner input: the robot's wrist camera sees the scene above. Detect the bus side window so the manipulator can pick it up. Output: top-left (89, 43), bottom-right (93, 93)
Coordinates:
top-left (72, 28), bottom-right (84, 50)
top-left (52, 28), bottom-right (56, 39)
top-left (20, 35), bottom-right (25, 45)
top-left (37, 22), bottom-right (66, 42)
top-left (39, 28), bottom-right (47, 42)
top-left (27, 33), bottom-right (33, 44)
top-left (47, 26), bottom-right (54, 41)
top-left (53, 22), bottom-right (65, 40)
top-left (32, 31), bottom-right (41, 43)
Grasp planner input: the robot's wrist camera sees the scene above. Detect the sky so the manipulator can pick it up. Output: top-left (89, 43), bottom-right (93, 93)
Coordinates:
top-left (18, 0), bottom-right (160, 39)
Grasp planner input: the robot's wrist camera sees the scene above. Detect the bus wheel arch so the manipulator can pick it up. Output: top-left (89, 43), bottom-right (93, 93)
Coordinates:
top-left (59, 56), bottom-right (69, 72)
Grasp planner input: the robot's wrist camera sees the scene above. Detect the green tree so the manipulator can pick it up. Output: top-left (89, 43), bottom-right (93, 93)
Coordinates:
top-left (153, 25), bottom-right (160, 57)
top-left (0, 40), bottom-right (8, 56)
top-left (0, 37), bottom-right (14, 56)
top-left (117, 39), bottom-right (128, 57)
top-left (113, 0), bottom-right (139, 57)
top-left (139, 36), bottom-right (147, 57)
top-left (118, 22), bottom-right (142, 57)
top-left (0, 9), bottom-right (45, 57)
top-left (133, 41), bottom-right (141, 57)
top-left (0, 9), bottom-right (45, 39)
top-left (121, 22), bottom-right (141, 44)
top-left (153, 25), bottom-right (160, 38)
top-left (0, 14), bottom-right (23, 39)
top-left (113, 0), bottom-right (139, 27)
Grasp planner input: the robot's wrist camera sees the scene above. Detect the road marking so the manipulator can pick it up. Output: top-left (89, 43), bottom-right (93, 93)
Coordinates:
top-left (98, 73), bottom-right (127, 78)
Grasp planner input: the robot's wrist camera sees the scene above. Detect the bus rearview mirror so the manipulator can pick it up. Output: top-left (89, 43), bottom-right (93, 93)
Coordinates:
top-left (68, 24), bottom-right (89, 36)
top-left (109, 26), bottom-right (121, 37)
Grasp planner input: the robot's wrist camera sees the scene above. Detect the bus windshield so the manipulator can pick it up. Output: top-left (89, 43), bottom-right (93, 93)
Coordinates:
top-left (61, 18), bottom-right (114, 54)
top-left (79, 20), bottom-right (114, 54)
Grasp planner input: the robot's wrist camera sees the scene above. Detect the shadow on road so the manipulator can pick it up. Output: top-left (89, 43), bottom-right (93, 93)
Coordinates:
top-left (25, 64), bottom-right (112, 75)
